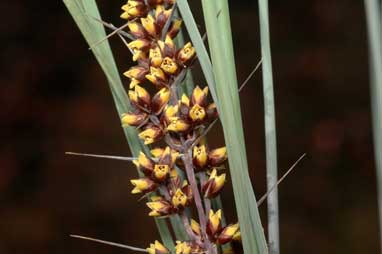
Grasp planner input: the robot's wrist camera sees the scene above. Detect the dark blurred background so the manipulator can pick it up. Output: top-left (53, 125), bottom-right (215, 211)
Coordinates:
top-left (0, 0), bottom-right (378, 253)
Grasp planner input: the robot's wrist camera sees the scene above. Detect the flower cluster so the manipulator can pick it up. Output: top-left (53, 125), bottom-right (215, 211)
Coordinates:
top-left (118, 0), bottom-right (241, 253)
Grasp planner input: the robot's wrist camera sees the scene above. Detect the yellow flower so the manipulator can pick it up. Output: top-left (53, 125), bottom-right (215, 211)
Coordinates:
top-left (127, 21), bottom-right (146, 38)
top-left (141, 14), bottom-right (157, 36)
top-left (138, 152), bottom-right (154, 169)
top-left (207, 209), bottom-right (222, 236)
top-left (191, 86), bottom-right (208, 106)
top-left (175, 241), bottom-right (192, 254)
top-left (172, 189), bottom-right (187, 208)
top-left (167, 117), bottom-right (190, 132)
top-left (146, 67), bottom-right (167, 86)
top-left (138, 126), bottom-right (162, 145)
top-left (202, 169), bottom-right (226, 198)
top-left (168, 19), bottom-right (183, 38)
top-left (193, 145), bottom-right (208, 168)
top-left (129, 84), bottom-right (151, 108)
top-left (121, 112), bottom-right (147, 127)
top-left (177, 42), bottom-right (196, 64)
top-left (153, 164), bottom-right (169, 182)
top-left (129, 78), bottom-right (140, 89)
top-left (163, 105), bottom-right (179, 123)
top-left (149, 46), bottom-right (163, 67)
top-left (191, 219), bottom-right (201, 235)
top-left (151, 88), bottom-right (171, 114)
top-left (123, 66), bottom-right (147, 80)
top-left (161, 57), bottom-right (178, 74)
top-left (146, 197), bottom-right (172, 217)
top-left (128, 39), bottom-right (150, 61)
top-left (189, 104), bottom-right (206, 122)
top-left (208, 147), bottom-right (228, 166)
top-left (120, 0), bottom-right (146, 20)
top-left (180, 94), bottom-right (190, 106)
top-left (130, 178), bottom-right (156, 194)
top-left (147, 240), bottom-right (170, 254)
top-left (217, 223), bottom-right (240, 244)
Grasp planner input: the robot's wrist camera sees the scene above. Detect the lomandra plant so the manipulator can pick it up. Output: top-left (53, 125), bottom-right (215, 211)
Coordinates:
top-left (63, 0), bottom-right (297, 253)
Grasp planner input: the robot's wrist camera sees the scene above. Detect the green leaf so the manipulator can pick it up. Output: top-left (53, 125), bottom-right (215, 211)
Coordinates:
top-left (257, 0), bottom-right (280, 253)
top-left (63, 0), bottom-right (175, 249)
top-left (200, 0), bottom-right (269, 253)
top-left (364, 0), bottom-right (382, 249)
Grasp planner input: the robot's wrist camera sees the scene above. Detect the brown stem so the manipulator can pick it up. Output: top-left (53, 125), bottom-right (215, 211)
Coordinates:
top-left (182, 149), bottom-right (216, 253)
top-left (198, 172), bottom-right (211, 215)
top-left (180, 212), bottom-right (203, 246)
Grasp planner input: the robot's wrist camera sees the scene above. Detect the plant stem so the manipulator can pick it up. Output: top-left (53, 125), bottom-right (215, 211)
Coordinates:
top-left (198, 172), bottom-right (211, 214)
top-left (180, 212), bottom-right (203, 245)
top-left (182, 149), bottom-right (215, 254)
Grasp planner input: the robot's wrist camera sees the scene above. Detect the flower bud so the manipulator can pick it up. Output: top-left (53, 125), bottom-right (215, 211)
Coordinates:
top-left (151, 88), bottom-right (170, 114)
top-left (167, 117), bottom-right (190, 133)
top-left (189, 104), bottom-right (206, 122)
top-left (137, 151), bottom-right (154, 174)
top-left (158, 35), bottom-right (176, 57)
top-left (121, 0), bottom-right (147, 20)
top-left (155, 5), bottom-right (172, 29)
top-left (130, 178), bottom-right (156, 194)
top-left (128, 38), bottom-right (151, 50)
top-left (146, 67), bottom-right (167, 87)
top-left (202, 169), bottom-right (226, 198)
top-left (146, 196), bottom-right (173, 216)
top-left (147, 240), bottom-right (170, 254)
top-left (121, 112), bottom-right (147, 127)
top-left (141, 15), bottom-right (157, 37)
top-left (177, 42), bottom-right (196, 65)
top-left (162, 105), bottom-right (178, 124)
top-left (129, 78), bottom-right (141, 89)
top-left (208, 147), bottom-right (227, 166)
top-left (190, 219), bottom-right (201, 236)
top-left (180, 94), bottom-right (190, 107)
top-left (151, 147), bottom-right (165, 158)
top-left (175, 241), bottom-right (192, 254)
top-left (171, 188), bottom-right (188, 208)
top-left (129, 85), bottom-right (151, 109)
top-left (193, 145), bottom-right (208, 169)
top-left (123, 66), bottom-right (148, 81)
top-left (167, 19), bottom-right (183, 38)
top-left (149, 46), bottom-right (163, 67)
top-left (153, 164), bottom-right (169, 182)
top-left (127, 21), bottom-right (147, 38)
top-left (206, 103), bottom-right (218, 120)
top-left (161, 57), bottom-right (178, 74)
top-left (207, 209), bottom-right (222, 237)
top-left (217, 224), bottom-right (240, 244)
top-left (138, 125), bottom-right (163, 144)
top-left (191, 86), bottom-right (208, 107)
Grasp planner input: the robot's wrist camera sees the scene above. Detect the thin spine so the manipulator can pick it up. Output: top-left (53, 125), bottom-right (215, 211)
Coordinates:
top-left (364, 0), bottom-right (382, 249)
